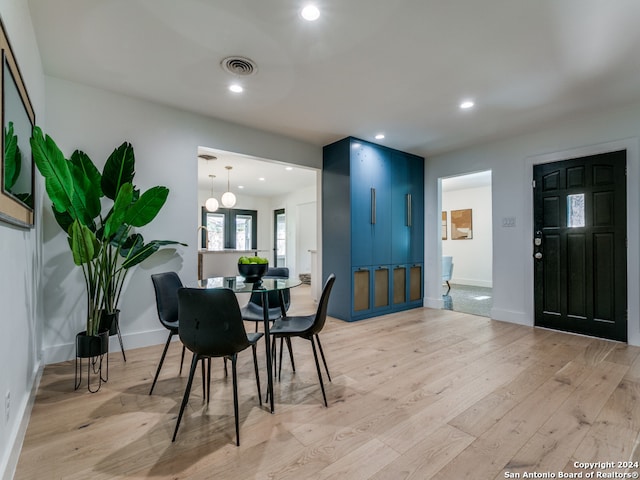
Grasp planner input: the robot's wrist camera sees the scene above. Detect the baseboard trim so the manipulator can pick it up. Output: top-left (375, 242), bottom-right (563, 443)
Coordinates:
top-left (490, 308), bottom-right (532, 326)
top-left (1, 360), bottom-right (43, 480)
top-left (43, 328), bottom-right (177, 365)
top-left (450, 279), bottom-right (493, 288)
top-left (424, 296), bottom-right (444, 309)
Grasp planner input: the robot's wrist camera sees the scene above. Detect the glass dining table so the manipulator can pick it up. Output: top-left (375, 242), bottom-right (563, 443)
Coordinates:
top-left (190, 275), bottom-right (302, 413)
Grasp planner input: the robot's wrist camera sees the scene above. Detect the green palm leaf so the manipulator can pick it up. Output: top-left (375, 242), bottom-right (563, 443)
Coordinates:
top-left (30, 127), bottom-right (86, 221)
top-left (102, 142), bottom-right (135, 200)
top-left (4, 122), bottom-right (20, 190)
top-left (70, 220), bottom-right (99, 265)
top-left (124, 186), bottom-right (168, 227)
top-left (103, 183), bottom-right (133, 240)
top-left (70, 149), bottom-right (102, 198)
top-left (122, 240), bottom-right (185, 269)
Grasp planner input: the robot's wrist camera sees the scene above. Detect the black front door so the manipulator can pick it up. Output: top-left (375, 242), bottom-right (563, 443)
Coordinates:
top-left (533, 150), bottom-right (627, 341)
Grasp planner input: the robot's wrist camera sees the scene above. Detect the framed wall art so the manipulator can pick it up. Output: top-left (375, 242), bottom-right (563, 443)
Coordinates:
top-left (0, 17), bottom-right (35, 228)
top-left (451, 208), bottom-right (473, 240)
top-left (441, 211), bottom-right (447, 240)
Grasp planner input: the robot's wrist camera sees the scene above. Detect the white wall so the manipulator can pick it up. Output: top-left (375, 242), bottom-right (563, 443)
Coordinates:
top-left (296, 201), bottom-right (317, 275)
top-left (442, 185), bottom-right (493, 287)
top-left (0, 2), bottom-right (45, 479)
top-left (425, 101), bottom-right (640, 345)
top-left (267, 184), bottom-right (318, 279)
top-left (41, 76), bottom-right (321, 364)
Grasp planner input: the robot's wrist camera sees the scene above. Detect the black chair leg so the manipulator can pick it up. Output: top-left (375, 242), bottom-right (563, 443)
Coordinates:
top-left (271, 335), bottom-right (277, 375)
top-left (149, 332), bottom-right (173, 395)
top-left (115, 320), bottom-right (126, 362)
top-left (310, 336), bottom-right (328, 407)
top-left (201, 358), bottom-right (206, 400)
top-left (224, 357), bottom-right (228, 377)
top-left (315, 335), bottom-right (331, 381)
top-left (265, 335), bottom-right (279, 404)
top-left (231, 353), bottom-right (240, 446)
top-left (179, 345), bottom-right (186, 375)
top-left (278, 337), bottom-right (285, 381)
top-left (172, 353), bottom-right (199, 442)
top-left (206, 358), bottom-right (212, 403)
top-left (446, 280), bottom-right (451, 294)
top-left (275, 337), bottom-right (295, 380)
top-left (251, 344), bottom-right (262, 406)
top-left (285, 337), bottom-right (296, 373)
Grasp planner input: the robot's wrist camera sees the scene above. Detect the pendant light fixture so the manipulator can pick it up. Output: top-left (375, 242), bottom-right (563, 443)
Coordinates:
top-left (221, 165), bottom-right (236, 208)
top-left (205, 174), bottom-right (219, 212)
top-left (199, 153), bottom-right (219, 212)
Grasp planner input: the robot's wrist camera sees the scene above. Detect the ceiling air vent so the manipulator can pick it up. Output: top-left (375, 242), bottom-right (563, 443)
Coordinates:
top-left (220, 56), bottom-right (257, 76)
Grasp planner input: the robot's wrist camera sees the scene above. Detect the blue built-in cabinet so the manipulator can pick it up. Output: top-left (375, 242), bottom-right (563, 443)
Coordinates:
top-left (322, 137), bottom-right (424, 322)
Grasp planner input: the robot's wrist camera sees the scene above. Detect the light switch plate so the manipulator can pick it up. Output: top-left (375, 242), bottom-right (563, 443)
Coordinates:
top-left (502, 217), bottom-right (516, 228)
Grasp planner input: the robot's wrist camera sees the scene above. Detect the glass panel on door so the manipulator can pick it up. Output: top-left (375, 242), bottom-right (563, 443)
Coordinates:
top-left (206, 213), bottom-right (225, 250)
top-left (275, 210), bottom-right (286, 267)
top-left (235, 214), bottom-right (253, 250)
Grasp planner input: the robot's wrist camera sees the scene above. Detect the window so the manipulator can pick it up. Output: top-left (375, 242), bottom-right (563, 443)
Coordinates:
top-left (201, 207), bottom-right (258, 250)
top-left (274, 209), bottom-right (286, 267)
top-left (205, 213), bottom-right (225, 250)
top-left (567, 194), bottom-right (585, 228)
top-left (235, 214), bottom-right (253, 250)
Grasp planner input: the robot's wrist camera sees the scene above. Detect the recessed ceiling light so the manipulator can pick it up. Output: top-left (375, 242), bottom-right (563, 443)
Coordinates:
top-left (259, 177), bottom-right (265, 181)
top-left (375, 134), bottom-right (385, 140)
top-left (301, 4), bottom-right (320, 21)
top-left (460, 100), bottom-right (475, 109)
top-left (285, 166), bottom-right (293, 171)
top-left (238, 185), bottom-right (245, 189)
top-left (229, 84), bottom-right (243, 93)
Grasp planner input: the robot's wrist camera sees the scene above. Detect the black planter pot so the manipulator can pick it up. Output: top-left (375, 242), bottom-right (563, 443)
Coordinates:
top-left (76, 329), bottom-right (109, 357)
top-left (100, 310), bottom-right (119, 336)
top-left (75, 329), bottom-right (109, 393)
top-left (100, 309), bottom-right (126, 362)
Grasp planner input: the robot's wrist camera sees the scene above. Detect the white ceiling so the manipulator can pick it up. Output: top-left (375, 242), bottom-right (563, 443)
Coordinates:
top-left (442, 170), bottom-right (491, 192)
top-left (197, 147), bottom-right (317, 197)
top-left (26, 0), bottom-right (640, 195)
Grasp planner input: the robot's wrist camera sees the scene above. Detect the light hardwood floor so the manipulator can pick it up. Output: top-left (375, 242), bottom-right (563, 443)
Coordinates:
top-left (14, 285), bottom-right (640, 479)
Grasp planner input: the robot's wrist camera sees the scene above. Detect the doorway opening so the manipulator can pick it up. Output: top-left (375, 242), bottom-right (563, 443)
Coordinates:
top-left (440, 170), bottom-right (493, 317)
top-left (196, 146), bottom-right (318, 281)
top-left (274, 208), bottom-right (286, 267)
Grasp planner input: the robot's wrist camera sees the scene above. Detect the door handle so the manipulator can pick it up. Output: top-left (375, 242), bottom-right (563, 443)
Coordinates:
top-left (406, 194), bottom-right (412, 227)
top-left (371, 187), bottom-right (376, 224)
top-left (534, 252), bottom-right (543, 260)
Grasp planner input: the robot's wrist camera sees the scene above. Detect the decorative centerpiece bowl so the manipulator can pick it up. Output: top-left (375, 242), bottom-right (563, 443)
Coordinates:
top-left (238, 256), bottom-right (269, 283)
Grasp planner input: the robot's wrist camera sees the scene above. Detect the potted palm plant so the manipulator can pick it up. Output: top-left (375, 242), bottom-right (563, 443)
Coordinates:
top-left (31, 126), bottom-right (186, 389)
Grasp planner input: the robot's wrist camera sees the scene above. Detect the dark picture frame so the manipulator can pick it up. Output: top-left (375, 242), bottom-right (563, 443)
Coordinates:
top-left (0, 17), bottom-right (35, 228)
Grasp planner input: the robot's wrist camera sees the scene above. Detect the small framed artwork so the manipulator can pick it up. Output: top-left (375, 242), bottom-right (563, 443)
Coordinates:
top-left (451, 209), bottom-right (473, 240)
top-left (441, 211), bottom-right (447, 240)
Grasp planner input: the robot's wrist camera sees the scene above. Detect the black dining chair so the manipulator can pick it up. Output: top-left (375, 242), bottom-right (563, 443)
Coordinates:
top-left (173, 287), bottom-right (263, 445)
top-left (240, 267), bottom-right (291, 330)
top-left (241, 267), bottom-right (295, 373)
top-left (149, 272), bottom-right (187, 395)
top-left (270, 273), bottom-right (336, 407)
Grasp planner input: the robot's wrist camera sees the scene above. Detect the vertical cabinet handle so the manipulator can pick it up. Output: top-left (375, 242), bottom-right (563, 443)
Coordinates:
top-left (371, 187), bottom-right (376, 224)
top-left (407, 193), bottom-right (412, 227)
